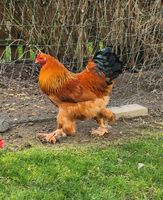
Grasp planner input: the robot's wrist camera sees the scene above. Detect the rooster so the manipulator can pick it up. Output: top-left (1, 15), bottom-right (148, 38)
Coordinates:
top-left (35, 47), bottom-right (123, 143)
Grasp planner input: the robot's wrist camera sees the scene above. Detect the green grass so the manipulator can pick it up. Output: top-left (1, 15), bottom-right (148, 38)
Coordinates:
top-left (17, 46), bottom-right (23, 59)
top-left (0, 134), bottom-right (163, 200)
top-left (5, 47), bottom-right (11, 61)
top-left (30, 48), bottom-right (35, 60)
top-left (2, 46), bottom-right (35, 62)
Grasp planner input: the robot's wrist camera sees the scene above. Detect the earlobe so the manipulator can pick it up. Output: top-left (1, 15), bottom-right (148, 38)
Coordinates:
top-left (42, 57), bottom-right (47, 64)
top-left (40, 57), bottom-right (47, 65)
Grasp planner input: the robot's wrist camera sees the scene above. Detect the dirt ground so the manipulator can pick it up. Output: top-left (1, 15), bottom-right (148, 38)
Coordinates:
top-left (0, 63), bottom-right (162, 150)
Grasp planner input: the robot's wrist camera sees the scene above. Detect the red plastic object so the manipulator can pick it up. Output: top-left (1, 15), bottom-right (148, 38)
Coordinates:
top-left (0, 138), bottom-right (4, 149)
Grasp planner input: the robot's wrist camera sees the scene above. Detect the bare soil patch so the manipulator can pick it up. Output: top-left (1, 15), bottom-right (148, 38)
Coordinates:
top-left (0, 63), bottom-right (162, 149)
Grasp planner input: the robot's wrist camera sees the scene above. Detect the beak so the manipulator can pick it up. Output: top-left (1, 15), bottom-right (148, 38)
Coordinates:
top-left (35, 58), bottom-right (39, 64)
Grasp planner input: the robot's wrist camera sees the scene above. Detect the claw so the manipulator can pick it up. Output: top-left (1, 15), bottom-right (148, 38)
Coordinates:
top-left (91, 127), bottom-right (108, 137)
top-left (37, 133), bottom-right (57, 144)
top-left (37, 129), bottom-right (67, 144)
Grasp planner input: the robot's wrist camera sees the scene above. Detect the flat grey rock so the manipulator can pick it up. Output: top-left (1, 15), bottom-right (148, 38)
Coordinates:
top-left (0, 118), bottom-right (11, 133)
top-left (110, 104), bottom-right (148, 119)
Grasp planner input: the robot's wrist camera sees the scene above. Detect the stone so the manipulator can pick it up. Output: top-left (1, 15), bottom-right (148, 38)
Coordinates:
top-left (110, 104), bottom-right (148, 119)
top-left (0, 118), bottom-right (11, 133)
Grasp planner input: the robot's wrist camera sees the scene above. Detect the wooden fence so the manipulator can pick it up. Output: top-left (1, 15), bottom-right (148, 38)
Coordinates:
top-left (0, 3), bottom-right (31, 61)
top-left (0, 1), bottom-right (162, 68)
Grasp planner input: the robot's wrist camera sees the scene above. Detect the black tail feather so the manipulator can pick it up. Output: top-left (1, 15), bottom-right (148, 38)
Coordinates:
top-left (93, 47), bottom-right (124, 84)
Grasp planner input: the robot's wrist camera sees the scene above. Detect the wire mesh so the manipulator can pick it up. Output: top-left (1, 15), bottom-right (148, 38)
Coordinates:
top-left (0, 0), bottom-right (162, 123)
top-left (0, 0), bottom-right (162, 87)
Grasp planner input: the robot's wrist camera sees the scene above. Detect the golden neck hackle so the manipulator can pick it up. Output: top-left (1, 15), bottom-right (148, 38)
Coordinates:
top-left (39, 57), bottom-right (73, 95)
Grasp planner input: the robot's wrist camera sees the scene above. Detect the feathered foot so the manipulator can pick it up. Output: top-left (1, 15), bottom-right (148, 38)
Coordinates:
top-left (91, 127), bottom-right (108, 137)
top-left (37, 129), bottom-right (66, 144)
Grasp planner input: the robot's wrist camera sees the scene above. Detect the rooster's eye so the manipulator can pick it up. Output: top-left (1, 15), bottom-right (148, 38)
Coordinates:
top-left (39, 57), bottom-right (46, 64)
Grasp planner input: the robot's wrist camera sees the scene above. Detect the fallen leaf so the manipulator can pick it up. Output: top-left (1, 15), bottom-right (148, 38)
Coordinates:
top-left (138, 163), bottom-right (145, 170)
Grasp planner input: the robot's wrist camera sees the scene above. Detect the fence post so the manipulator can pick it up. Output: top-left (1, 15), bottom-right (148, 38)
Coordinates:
top-left (0, 40), bottom-right (6, 60)
top-left (23, 45), bottom-right (31, 60)
top-left (0, 3), bottom-right (7, 60)
top-left (10, 44), bottom-right (19, 60)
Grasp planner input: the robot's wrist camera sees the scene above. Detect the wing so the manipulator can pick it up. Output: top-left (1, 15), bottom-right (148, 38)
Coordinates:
top-left (57, 78), bottom-right (98, 103)
top-left (56, 62), bottom-right (112, 103)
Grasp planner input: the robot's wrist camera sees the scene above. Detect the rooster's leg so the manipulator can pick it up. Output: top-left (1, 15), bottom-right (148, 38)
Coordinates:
top-left (100, 108), bottom-right (116, 125)
top-left (37, 114), bottom-right (76, 143)
top-left (91, 117), bottom-right (108, 136)
top-left (91, 108), bottom-right (115, 136)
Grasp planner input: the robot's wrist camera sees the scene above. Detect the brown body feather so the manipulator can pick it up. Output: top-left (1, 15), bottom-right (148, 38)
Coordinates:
top-left (39, 56), bottom-right (112, 104)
